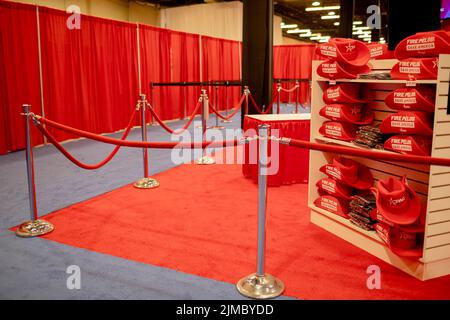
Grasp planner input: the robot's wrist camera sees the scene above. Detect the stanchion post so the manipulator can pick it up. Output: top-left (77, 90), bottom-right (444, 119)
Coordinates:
top-left (195, 89), bottom-right (215, 165)
top-left (294, 81), bottom-right (299, 114)
top-left (134, 94), bottom-right (160, 189)
top-left (277, 82), bottom-right (281, 114)
top-left (236, 125), bottom-right (284, 299)
top-left (244, 86), bottom-right (250, 115)
top-left (16, 104), bottom-right (54, 238)
top-left (211, 85), bottom-right (224, 130)
top-left (221, 81), bottom-right (232, 123)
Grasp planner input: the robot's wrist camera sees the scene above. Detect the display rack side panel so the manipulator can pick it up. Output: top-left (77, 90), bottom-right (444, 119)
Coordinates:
top-left (423, 54), bottom-right (450, 263)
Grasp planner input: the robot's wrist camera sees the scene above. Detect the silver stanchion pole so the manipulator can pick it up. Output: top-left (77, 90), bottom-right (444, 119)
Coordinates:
top-left (277, 82), bottom-right (281, 114)
top-left (134, 94), bottom-right (160, 189)
top-left (195, 89), bottom-right (215, 165)
top-left (244, 86), bottom-right (250, 115)
top-left (211, 85), bottom-right (224, 130)
top-left (16, 104), bottom-right (54, 238)
top-left (294, 81), bottom-right (299, 114)
top-left (221, 81), bottom-right (232, 123)
top-left (236, 124), bottom-right (284, 299)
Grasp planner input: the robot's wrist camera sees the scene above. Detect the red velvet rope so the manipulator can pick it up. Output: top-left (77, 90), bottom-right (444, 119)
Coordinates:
top-left (287, 138), bottom-right (450, 167)
top-left (248, 92), bottom-right (277, 114)
top-left (146, 100), bottom-right (202, 135)
top-left (209, 95), bottom-right (245, 120)
top-left (279, 85), bottom-right (299, 93)
top-left (36, 109), bottom-right (137, 170)
top-left (36, 116), bottom-right (239, 149)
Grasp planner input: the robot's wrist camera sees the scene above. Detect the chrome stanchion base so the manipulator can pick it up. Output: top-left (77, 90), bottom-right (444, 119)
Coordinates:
top-left (236, 273), bottom-right (285, 300)
top-left (16, 219), bottom-right (54, 238)
top-left (133, 177), bottom-right (160, 189)
top-left (195, 156), bottom-right (216, 165)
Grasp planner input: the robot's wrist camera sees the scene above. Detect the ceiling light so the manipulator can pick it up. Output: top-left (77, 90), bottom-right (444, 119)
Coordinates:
top-left (353, 21), bottom-right (363, 25)
top-left (281, 24), bottom-right (298, 29)
top-left (353, 26), bottom-right (370, 30)
top-left (312, 1), bottom-right (321, 6)
top-left (334, 22), bottom-right (340, 26)
top-left (305, 5), bottom-right (340, 11)
top-left (358, 34), bottom-right (371, 38)
top-left (321, 15), bottom-right (340, 20)
top-left (299, 32), bottom-right (312, 37)
top-left (328, 11), bottom-right (336, 15)
top-left (286, 28), bottom-right (311, 34)
top-left (380, 39), bottom-right (386, 44)
top-left (319, 38), bottom-right (329, 43)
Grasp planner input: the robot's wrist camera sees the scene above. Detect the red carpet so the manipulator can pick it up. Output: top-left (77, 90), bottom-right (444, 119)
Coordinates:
top-left (32, 152), bottom-right (450, 299)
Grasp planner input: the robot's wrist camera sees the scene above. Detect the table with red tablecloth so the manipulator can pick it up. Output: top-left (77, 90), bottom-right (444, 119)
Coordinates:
top-left (242, 114), bottom-right (311, 187)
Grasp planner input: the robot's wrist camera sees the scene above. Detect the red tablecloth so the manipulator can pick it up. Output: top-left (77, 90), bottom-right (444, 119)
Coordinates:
top-left (242, 114), bottom-right (311, 186)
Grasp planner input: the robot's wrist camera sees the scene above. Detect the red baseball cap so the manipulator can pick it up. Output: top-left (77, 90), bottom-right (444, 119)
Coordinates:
top-left (367, 42), bottom-right (395, 60)
top-left (317, 60), bottom-right (371, 80)
top-left (319, 156), bottom-right (374, 190)
top-left (323, 84), bottom-right (368, 104)
top-left (395, 31), bottom-right (450, 60)
top-left (379, 111), bottom-right (433, 136)
top-left (370, 176), bottom-right (422, 225)
top-left (384, 86), bottom-right (436, 112)
top-left (314, 195), bottom-right (350, 219)
top-left (316, 38), bottom-right (371, 67)
top-left (319, 121), bottom-right (357, 142)
top-left (316, 178), bottom-right (353, 200)
top-left (384, 135), bottom-right (432, 156)
top-left (319, 104), bottom-right (374, 125)
top-left (374, 223), bottom-right (423, 258)
top-left (391, 57), bottom-right (439, 80)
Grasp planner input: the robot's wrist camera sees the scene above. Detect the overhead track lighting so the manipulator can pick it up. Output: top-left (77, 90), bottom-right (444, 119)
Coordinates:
top-left (305, 5), bottom-right (340, 11)
top-left (286, 29), bottom-right (311, 34)
top-left (321, 15), bottom-right (340, 20)
top-left (281, 24), bottom-right (298, 29)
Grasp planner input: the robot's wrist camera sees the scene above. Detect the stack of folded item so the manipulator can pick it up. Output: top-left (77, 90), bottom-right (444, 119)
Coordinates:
top-left (391, 30), bottom-right (450, 80)
top-left (382, 86), bottom-right (435, 156)
top-left (316, 38), bottom-right (372, 79)
top-left (314, 157), bottom-right (374, 220)
top-left (353, 125), bottom-right (386, 149)
top-left (370, 176), bottom-right (426, 259)
top-left (319, 83), bottom-right (374, 142)
top-left (348, 194), bottom-right (377, 231)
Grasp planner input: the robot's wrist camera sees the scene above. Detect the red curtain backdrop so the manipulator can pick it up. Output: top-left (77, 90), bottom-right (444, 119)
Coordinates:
top-left (168, 30), bottom-right (200, 118)
top-left (273, 44), bottom-right (318, 106)
top-left (39, 7), bottom-right (139, 142)
top-left (0, 1), bottom-right (43, 154)
top-left (139, 25), bottom-right (171, 121)
top-left (201, 36), bottom-right (241, 111)
top-left (140, 27), bottom-right (200, 121)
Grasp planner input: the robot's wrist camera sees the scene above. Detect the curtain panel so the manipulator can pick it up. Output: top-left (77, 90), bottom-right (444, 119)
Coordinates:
top-left (0, 1), bottom-right (43, 154)
top-left (39, 7), bottom-right (139, 142)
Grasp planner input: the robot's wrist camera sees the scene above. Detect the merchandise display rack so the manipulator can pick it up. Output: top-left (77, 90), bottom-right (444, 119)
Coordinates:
top-left (308, 55), bottom-right (450, 280)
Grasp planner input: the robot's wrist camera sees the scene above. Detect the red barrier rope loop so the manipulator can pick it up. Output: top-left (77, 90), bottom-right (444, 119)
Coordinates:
top-left (279, 85), bottom-right (299, 93)
top-left (209, 94), bottom-right (245, 120)
top-left (35, 109), bottom-right (138, 170)
top-left (248, 91), bottom-right (277, 114)
top-left (145, 100), bottom-right (202, 135)
top-left (34, 115), bottom-right (239, 149)
top-left (276, 137), bottom-right (450, 167)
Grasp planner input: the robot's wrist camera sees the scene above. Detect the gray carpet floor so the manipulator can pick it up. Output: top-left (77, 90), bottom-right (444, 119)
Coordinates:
top-left (0, 104), bottom-right (309, 300)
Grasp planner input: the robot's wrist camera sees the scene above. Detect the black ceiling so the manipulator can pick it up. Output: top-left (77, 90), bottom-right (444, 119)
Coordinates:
top-left (138, 0), bottom-right (389, 42)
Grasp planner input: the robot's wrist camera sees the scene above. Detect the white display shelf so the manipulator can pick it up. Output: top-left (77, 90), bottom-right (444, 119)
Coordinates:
top-left (316, 77), bottom-right (438, 85)
top-left (308, 204), bottom-right (382, 242)
top-left (313, 136), bottom-right (399, 156)
top-left (308, 55), bottom-right (450, 281)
